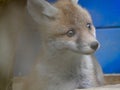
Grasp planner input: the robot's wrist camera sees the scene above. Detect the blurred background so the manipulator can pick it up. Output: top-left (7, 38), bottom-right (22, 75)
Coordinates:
top-left (48, 0), bottom-right (120, 74)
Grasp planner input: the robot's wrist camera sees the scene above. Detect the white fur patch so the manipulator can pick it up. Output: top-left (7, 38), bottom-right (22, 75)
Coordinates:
top-left (93, 27), bottom-right (96, 37)
top-left (71, 0), bottom-right (79, 4)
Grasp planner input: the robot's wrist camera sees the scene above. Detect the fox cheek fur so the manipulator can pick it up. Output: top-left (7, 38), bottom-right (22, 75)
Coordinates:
top-left (47, 27), bottom-right (99, 54)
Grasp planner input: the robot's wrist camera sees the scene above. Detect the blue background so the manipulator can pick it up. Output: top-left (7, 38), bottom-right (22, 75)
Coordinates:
top-left (48, 0), bottom-right (120, 74)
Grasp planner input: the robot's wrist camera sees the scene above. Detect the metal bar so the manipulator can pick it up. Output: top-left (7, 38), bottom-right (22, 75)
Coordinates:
top-left (96, 26), bottom-right (120, 29)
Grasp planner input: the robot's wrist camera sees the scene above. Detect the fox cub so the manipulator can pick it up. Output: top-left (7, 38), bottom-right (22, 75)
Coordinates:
top-left (21, 0), bottom-right (104, 90)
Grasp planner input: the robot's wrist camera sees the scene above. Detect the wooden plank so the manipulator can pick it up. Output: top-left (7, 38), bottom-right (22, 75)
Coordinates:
top-left (104, 74), bottom-right (120, 85)
top-left (13, 74), bottom-right (120, 90)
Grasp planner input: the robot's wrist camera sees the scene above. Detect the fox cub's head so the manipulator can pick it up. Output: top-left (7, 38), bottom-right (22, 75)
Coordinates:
top-left (27, 0), bottom-right (99, 54)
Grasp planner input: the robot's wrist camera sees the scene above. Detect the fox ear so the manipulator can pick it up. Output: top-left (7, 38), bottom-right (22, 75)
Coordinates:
top-left (27, 0), bottom-right (58, 22)
top-left (70, 0), bottom-right (79, 4)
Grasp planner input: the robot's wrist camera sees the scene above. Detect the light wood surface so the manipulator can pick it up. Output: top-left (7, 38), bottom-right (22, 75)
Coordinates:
top-left (13, 74), bottom-right (120, 90)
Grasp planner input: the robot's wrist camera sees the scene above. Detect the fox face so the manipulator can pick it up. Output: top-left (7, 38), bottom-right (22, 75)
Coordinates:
top-left (27, 0), bottom-right (99, 54)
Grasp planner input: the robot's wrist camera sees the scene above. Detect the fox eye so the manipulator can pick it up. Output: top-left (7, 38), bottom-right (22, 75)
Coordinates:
top-left (87, 23), bottom-right (92, 30)
top-left (66, 29), bottom-right (75, 37)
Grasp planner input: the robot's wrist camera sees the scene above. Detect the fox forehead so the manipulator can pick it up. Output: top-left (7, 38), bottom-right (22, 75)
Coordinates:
top-left (54, 0), bottom-right (92, 28)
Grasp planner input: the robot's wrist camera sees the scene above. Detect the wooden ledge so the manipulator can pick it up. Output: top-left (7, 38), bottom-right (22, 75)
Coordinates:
top-left (104, 74), bottom-right (120, 85)
top-left (13, 74), bottom-right (120, 90)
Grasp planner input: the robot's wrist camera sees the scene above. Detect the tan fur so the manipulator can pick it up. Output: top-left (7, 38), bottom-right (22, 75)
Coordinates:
top-left (0, 1), bottom-right (40, 89)
top-left (0, 0), bottom-right (104, 90)
top-left (53, 1), bottom-right (96, 44)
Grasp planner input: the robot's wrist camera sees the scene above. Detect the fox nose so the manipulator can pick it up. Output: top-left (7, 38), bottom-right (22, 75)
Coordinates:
top-left (90, 41), bottom-right (99, 50)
